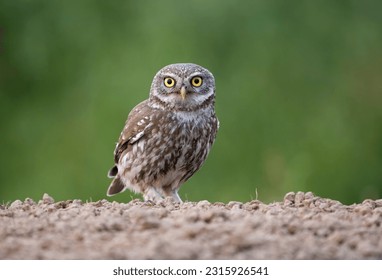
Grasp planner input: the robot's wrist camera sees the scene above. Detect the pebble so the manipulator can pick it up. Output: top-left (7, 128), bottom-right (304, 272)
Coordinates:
top-left (42, 193), bottom-right (55, 204)
top-left (9, 200), bottom-right (23, 209)
top-left (197, 200), bottom-right (211, 208)
top-left (227, 201), bottom-right (243, 209)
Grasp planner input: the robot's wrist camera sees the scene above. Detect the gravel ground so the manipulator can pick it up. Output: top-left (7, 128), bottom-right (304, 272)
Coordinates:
top-left (1, 192), bottom-right (382, 259)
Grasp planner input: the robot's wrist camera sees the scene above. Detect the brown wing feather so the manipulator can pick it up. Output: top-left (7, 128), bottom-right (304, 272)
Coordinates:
top-left (108, 100), bottom-right (152, 176)
top-left (107, 100), bottom-right (153, 196)
top-left (114, 100), bottom-right (151, 162)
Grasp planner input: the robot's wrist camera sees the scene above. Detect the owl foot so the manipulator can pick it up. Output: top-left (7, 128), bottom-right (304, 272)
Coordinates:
top-left (159, 189), bottom-right (183, 203)
top-left (143, 188), bottom-right (163, 203)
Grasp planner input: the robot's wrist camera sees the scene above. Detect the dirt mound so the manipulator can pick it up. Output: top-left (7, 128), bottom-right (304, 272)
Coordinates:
top-left (1, 192), bottom-right (382, 259)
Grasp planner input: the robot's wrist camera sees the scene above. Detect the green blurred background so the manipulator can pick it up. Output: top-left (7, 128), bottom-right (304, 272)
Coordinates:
top-left (1, 0), bottom-right (381, 205)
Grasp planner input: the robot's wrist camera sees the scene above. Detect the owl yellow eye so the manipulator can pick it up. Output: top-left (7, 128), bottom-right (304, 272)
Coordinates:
top-left (164, 77), bottom-right (176, 88)
top-left (191, 76), bottom-right (203, 87)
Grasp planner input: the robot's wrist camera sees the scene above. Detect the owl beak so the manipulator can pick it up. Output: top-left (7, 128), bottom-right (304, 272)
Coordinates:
top-left (180, 86), bottom-right (187, 100)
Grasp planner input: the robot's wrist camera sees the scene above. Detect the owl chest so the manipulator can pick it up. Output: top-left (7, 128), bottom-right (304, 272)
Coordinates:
top-left (175, 116), bottom-right (212, 165)
top-left (170, 113), bottom-right (209, 146)
top-left (147, 114), bottom-right (209, 161)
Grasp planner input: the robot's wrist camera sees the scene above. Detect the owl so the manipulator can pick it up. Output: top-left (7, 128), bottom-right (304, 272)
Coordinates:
top-left (106, 63), bottom-right (219, 203)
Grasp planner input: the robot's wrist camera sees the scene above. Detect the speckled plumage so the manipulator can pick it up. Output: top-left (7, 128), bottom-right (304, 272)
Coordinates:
top-left (107, 63), bottom-right (219, 202)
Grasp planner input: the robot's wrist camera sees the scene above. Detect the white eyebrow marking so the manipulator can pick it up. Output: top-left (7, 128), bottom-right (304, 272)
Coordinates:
top-left (189, 72), bottom-right (204, 77)
top-left (161, 72), bottom-right (178, 77)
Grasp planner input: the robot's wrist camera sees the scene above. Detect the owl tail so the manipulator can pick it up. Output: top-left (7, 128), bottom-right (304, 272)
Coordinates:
top-left (108, 165), bottom-right (118, 178)
top-left (107, 165), bottom-right (124, 196)
top-left (107, 176), bottom-right (125, 196)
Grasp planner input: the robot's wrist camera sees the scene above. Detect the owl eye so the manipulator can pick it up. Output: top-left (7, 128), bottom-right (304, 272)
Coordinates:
top-left (191, 76), bottom-right (203, 87)
top-left (164, 77), bottom-right (176, 88)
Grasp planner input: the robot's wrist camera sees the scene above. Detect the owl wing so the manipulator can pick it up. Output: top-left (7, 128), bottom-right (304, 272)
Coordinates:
top-left (109, 100), bottom-right (152, 172)
top-left (107, 100), bottom-right (153, 195)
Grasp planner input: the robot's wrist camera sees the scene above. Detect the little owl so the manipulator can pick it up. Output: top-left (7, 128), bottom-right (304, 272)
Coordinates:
top-left (107, 63), bottom-right (219, 202)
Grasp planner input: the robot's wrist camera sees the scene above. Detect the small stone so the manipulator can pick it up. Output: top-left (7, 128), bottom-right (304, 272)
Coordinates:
top-left (197, 200), bottom-right (211, 208)
top-left (42, 193), bottom-right (55, 204)
top-left (304, 192), bottom-right (314, 200)
top-left (24, 198), bottom-right (36, 205)
top-left (213, 202), bottom-right (225, 207)
top-left (328, 200), bottom-right (342, 211)
top-left (227, 201), bottom-right (243, 209)
top-left (9, 200), bottom-right (23, 209)
top-left (180, 202), bottom-right (195, 209)
top-left (374, 199), bottom-right (382, 208)
top-left (22, 204), bottom-right (30, 211)
top-left (314, 198), bottom-right (326, 208)
top-left (243, 204), bottom-right (258, 211)
top-left (93, 200), bottom-right (104, 207)
top-left (72, 199), bottom-right (82, 205)
top-left (362, 199), bottom-right (376, 209)
top-left (244, 200), bottom-right (261, 211)
top-left (295, 192), bottom-right (305, 206)
top-left (69, 199), bottom-right (82, 208)
top-left (284, 192), bottom-right (295, 205)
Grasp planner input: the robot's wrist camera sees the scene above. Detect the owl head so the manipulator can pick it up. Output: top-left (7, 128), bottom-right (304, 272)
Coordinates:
top-left (149, 63), bottom-right (215, 111)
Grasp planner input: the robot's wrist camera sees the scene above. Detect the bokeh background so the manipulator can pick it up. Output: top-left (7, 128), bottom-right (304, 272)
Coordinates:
top-left (1, 0), bottom-right (381, 204)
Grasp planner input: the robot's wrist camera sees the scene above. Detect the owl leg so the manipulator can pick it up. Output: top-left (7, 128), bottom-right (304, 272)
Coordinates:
top-left (143, 188), bottom-right (163, 202)
top-left (158, 185), bottom-right (183, 203)
top-left (171, 190), bottom-right (183, 203)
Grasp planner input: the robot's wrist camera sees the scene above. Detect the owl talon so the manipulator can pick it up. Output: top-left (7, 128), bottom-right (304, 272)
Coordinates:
top-left (143, 188), bottom-right (163, 203)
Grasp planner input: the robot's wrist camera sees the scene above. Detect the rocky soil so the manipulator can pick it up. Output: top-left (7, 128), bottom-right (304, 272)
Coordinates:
top-left (1, 192), bottom-right (382, 259)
